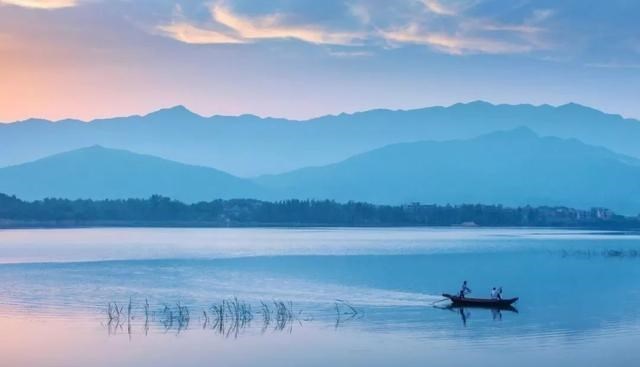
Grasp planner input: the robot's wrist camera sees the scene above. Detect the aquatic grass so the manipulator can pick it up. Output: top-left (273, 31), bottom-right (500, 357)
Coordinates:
top-left (105, 301), bottom-right (128, 335)
top-left (144, 298), bottom-right (150, 335)
top-left (334, 300), bottom-right (361, 328)
top-left (272, 300), bottom-right (298, 332)
top-left (104, 297), bottom-right (354, 337)
top-left (107, 302), bottom-right (123, 322)
top-left (207, 298), bottom-right (255, 338)
top-left (176, 302), bottom-right (190, 329)
top-left (259, 301), bottom-right (272, 332)
top-left (335, 299), bottom-right (359, 317)
top-left (155, 302), bottom-right (191, 333)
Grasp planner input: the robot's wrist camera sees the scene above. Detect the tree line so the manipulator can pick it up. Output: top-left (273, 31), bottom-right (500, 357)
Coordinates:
top-left (1, 193), bottom-right (638, 229)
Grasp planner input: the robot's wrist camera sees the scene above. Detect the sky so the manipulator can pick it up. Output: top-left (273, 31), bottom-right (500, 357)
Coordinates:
top-left (0, 0), bottom-right (639, 122)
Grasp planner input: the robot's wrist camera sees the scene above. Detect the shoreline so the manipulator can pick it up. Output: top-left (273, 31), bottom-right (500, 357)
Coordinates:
top-left (1, 220), bottom-right (639, 231)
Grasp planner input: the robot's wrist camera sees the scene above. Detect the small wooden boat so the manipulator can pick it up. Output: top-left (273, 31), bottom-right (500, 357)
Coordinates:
top-left (442, 293), bottom-right (519, 309)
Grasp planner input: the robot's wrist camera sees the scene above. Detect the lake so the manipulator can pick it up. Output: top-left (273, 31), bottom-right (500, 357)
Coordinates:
top-left (1, 227), bottom-right (639, 366)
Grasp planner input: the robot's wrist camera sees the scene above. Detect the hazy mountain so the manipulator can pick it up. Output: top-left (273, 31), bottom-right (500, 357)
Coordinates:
top-left (3, 129), bottom-right (640, 214)
top-left (1, 102), bottom-right (640, 176)
top-left (257, 128), bottom-right (640, 215)
top-left (0, 146), bottom-right (265, 202)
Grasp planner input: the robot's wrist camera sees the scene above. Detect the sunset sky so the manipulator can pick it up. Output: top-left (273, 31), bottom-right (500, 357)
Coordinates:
top-left (0, 0), bottom-right (639, 122)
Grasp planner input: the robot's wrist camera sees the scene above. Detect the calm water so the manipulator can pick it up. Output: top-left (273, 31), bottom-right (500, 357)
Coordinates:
top-left (1, 227), bottom-right (639, 366)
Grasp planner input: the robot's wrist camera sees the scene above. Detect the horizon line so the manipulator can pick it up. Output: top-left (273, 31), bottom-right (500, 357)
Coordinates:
top-left (0, 100), bottom-right (634, 125)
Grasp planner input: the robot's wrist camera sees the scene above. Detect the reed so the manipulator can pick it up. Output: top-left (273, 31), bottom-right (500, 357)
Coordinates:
top-left (334, 299), bottom-right (361, 328)
top-left (144, 298), bottom-right (150, 335)
top-left (205, 298), bottom-right (254, 337)
top-left (259, 301), bottom-right (272, 332)
top-left (104, 297), bottom-right (357, 337)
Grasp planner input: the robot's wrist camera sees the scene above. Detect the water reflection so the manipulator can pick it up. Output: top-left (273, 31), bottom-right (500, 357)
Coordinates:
top-left (433, 303), bottom-right (519, 327)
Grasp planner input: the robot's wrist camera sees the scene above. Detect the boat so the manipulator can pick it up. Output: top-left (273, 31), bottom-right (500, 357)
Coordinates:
top-left (442, 293), bottom-right (519, 309)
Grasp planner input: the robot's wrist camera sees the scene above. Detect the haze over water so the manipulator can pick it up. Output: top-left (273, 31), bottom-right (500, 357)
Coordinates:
top-left (0, 228), bottom-right (639, 366)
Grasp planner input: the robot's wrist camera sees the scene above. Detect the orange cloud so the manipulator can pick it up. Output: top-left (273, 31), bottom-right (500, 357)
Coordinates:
top-left (158, 22), bottom-right (245, 44)
top-left (382, 25), bottom-right (533, 54)
top-left (211, 5), bottom-right (363, 45)
top-left (0, 0), bottom-right (77, 9)
top-left (421, 0), bottom-right (457, 16)
top-left (158, 5), bottom-right (362, 46)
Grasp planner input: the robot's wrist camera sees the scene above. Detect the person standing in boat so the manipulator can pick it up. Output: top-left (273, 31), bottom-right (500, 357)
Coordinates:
top-left (459, 280), bottom-right (472, 298)
top-left (491, 287), bottom-right (498, 299)
top-left (496, 286), bottom-right (503, 300)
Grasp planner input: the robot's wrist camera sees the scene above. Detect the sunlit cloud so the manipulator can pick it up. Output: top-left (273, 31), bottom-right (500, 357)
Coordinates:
top-left (154, 1), bottom-right (550, 55)
top-left (475, 22), bottom-right (541, 34)
top-left (421, 0), bottom-right (482, 16)
top-left (158, 22), bottom-right (245, 44)
top-left (474, 8), bottom-right (552, 35)
top-left (211, 5), bottom-right (363, 45)
top-left (379, 1), bottom-right (550, 55)
top-left (421, 0), bottom-right (457, 16)
top-left (381, 24), bottom-right (534, 55)
top-left (0, 0), bottom-right (77, 9)
top-left (157, 4), bottom-right (364, 46)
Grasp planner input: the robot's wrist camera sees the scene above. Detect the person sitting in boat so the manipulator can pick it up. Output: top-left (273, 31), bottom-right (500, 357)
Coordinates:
top-left (491, 287), bottom-right (498, 299)
top-left (459, 280), bottom-right (472, 298)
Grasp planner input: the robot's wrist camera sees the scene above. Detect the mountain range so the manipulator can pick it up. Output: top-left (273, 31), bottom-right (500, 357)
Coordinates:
top-left (2, 128), bottom-right (640, 215)
top-left (0, 146), bottom-right (265, 203)
top-left (2, 101), bottom-right (640, 177)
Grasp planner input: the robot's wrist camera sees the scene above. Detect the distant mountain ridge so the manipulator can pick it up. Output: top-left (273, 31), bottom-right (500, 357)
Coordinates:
top-left (1, 101), bottom-right (640, 176)
top-left (0, 145), bottom-right (265, 202)
top-left (257, 127), bottom-right (640, 214)
top-left (2, 128), bottom-right (640, 214)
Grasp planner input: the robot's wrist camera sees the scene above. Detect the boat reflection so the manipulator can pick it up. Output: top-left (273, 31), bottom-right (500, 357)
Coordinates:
top-left (436, 304), bottom-right (518, 327)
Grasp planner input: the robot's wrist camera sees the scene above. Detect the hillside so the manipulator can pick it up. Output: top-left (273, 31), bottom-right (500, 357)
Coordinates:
top-left (3, 129), bottom-right (640, 214)
top-left (0, 146), bottom-right (264, 202)
top-left (257, 128), bottom-right (640, 214)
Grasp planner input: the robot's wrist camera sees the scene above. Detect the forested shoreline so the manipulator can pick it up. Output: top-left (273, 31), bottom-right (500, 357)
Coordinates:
top-left (1, 193), bottom-right (639, 229)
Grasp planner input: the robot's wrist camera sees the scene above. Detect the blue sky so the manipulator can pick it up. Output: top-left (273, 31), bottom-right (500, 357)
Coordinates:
top-left (0, 0), bottom-right (638, 121)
